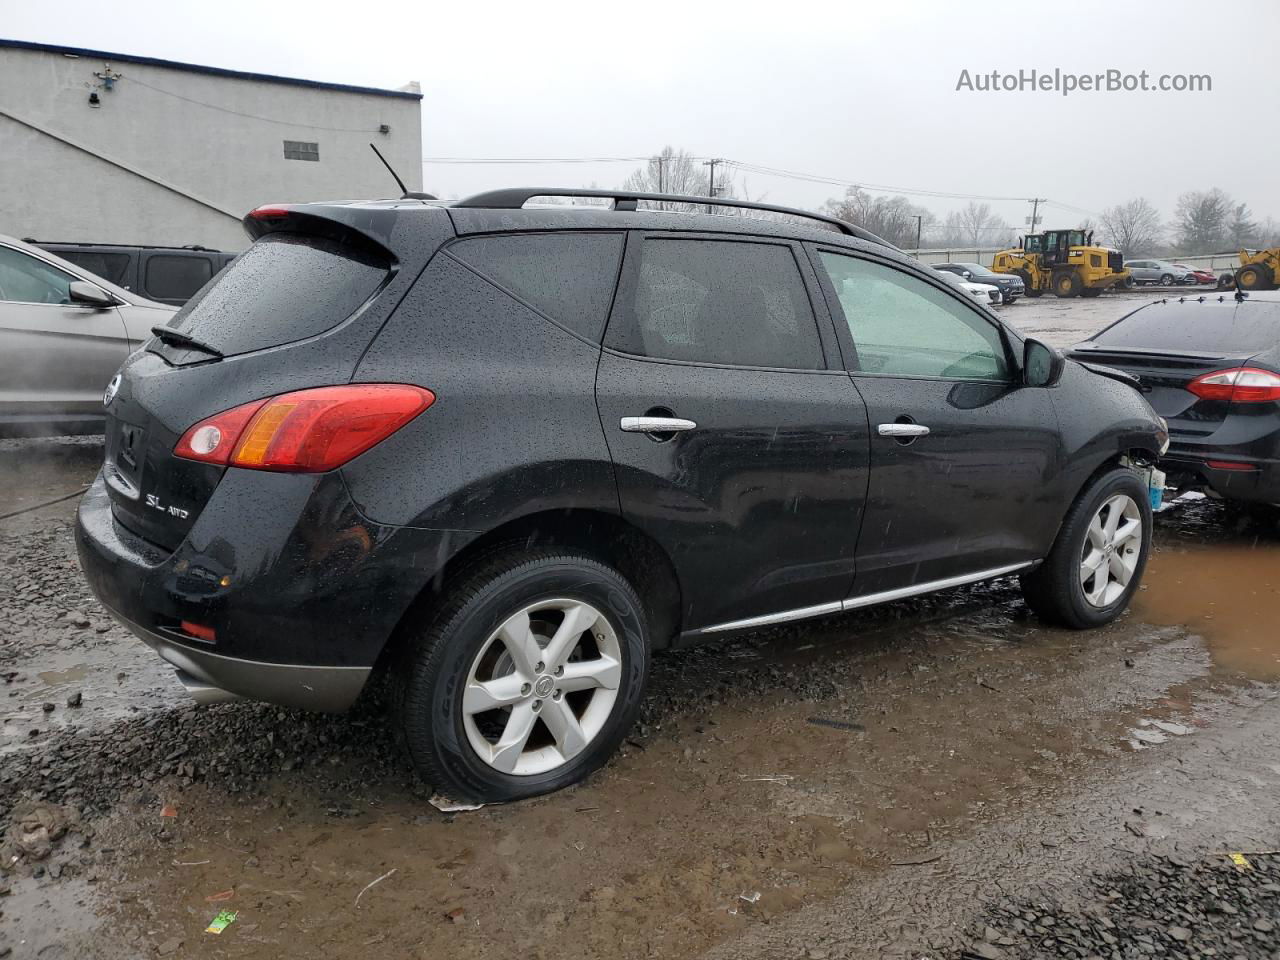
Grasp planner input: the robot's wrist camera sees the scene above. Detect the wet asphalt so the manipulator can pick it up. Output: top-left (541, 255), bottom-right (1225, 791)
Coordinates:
top-left (2, 288), bottom-right (1278, 959)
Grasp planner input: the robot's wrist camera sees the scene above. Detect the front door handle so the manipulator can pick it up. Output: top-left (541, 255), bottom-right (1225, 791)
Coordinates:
top-left (877, 423), bottom-right (930, 438)
top-left (621, 416), bottom-right (697, 433)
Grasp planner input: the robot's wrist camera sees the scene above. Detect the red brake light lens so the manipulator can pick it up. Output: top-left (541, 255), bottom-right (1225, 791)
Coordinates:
top-left (247, 205), bottom-right (292, 220)
top-left (1187, 367), bottom-right (1280, 404)
top-left (175, 385), bottom-right (434, 472)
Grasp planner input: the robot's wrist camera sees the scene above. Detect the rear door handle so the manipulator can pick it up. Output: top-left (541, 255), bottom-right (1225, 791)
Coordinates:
top-left (877, 423), bottom-right (930, 438)
top-left (621, 416), bottom-right (697, 433)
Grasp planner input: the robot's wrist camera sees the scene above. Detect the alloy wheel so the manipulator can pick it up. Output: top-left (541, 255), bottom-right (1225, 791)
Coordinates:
top-left (1079, 494), bottom-right (1143, 607)
top-left (462, 599), bottom-right (621, 776)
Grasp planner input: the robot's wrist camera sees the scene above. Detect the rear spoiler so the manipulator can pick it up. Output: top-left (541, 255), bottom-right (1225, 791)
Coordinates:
top-left (242, 204), bottom-right (397, 261)
top-left (1078, 361), bottom-right (1150, 394)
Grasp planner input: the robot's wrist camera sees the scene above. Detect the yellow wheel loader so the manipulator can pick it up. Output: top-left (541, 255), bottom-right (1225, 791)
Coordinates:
top-left (992, 229), bottom-right (1129, 299)
top-left (1231, 248), bottom-right (1280, 292)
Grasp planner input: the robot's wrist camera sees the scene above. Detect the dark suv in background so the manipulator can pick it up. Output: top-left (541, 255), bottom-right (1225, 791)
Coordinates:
top-left (932, 261), bottom-right (1025, 303)
top-left (76, 189), bottom-right (1166, 803)
top-left (30, 241), bottom-right (235, 305)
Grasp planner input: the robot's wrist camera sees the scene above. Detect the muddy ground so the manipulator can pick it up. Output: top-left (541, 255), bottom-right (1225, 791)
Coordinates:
top-left (2, 290), bottom-right (1279, 959)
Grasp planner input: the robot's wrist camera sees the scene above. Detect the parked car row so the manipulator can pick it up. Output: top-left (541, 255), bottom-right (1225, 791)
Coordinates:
top-left (1123, 259), bottom-right (1217, 287)
top-left (933, 262), bottom-right (1024, 304)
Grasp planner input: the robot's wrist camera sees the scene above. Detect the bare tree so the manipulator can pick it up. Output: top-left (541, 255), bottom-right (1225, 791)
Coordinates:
top-left (1258, 217), bottom-right (1280, 248)
top-left (1228, 202), bottom-right (1259, 249)
top-left (934, 203), bottom-right (1015, 248)
top-left (621, 146), bottom-right (731, 212)
top-left (1099, 198), bottom-right (1163, 256)
top-left (822, 186), bottom-right (935, 249)
top-left (1174, 188), bottom-right (1234, 252)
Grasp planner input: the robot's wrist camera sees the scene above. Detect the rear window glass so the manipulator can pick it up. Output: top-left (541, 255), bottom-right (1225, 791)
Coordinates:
top-left (161, 234), bottom-right (389, 356)
top-left (448, 232), bottom-right (623, 340)
top-left (1094, 301), bottom-right (1280, 354)
top-left (609, 238), bottom-right (824, 369)
top-left (145, 255), bottom-right (213, 302)
top-left (59, 251), bottom-right (131, 286)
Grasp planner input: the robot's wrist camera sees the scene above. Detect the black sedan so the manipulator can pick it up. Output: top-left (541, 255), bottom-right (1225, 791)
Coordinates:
top-left (1068, 293), bottom-right (1280, 505)
top-left (933, 261), bottom-right (1025, 303)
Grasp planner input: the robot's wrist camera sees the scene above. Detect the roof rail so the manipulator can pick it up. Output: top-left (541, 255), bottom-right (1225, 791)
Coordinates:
top-left (452, 188), bottom-right (894, 248)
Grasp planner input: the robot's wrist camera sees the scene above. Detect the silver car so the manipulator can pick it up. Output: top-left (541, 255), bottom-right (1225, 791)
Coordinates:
top-left (1123, 259), bottom-right (1192, 287)
top-left (0, 235), bottom-right (175, 437)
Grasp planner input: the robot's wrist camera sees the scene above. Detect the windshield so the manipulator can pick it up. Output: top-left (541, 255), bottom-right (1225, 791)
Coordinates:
top-left (956, 263), bottom-right (997, 279)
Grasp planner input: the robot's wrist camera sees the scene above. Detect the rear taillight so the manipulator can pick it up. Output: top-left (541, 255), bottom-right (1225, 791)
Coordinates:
top-left (1186, 367), bottom-right (1280, 404)
top-left (175, 384), bottom-right (435, 472)
top-left (173, 399), bottom-right (267, 465)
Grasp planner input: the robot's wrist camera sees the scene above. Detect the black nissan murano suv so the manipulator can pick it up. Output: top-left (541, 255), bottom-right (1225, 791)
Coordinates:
top-left (76, 189), bottom-right (1167, 802)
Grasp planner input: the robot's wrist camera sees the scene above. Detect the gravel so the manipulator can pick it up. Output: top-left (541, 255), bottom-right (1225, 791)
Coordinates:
top-left (960, 853), bottom-right (1280, 959)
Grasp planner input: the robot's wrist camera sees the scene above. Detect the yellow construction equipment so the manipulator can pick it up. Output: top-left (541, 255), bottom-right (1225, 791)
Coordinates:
top-left (1232, 248), bottom-right (1280, 291)
top-left (992, 229), bottom-right (1128, 298)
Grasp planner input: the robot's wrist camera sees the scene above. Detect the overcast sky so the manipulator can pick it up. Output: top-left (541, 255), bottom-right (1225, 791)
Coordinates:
top-left (7, 0), bottom-right (1279, 232)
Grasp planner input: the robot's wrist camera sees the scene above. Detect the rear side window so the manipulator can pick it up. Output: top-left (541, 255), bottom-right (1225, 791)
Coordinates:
top-left (145, 255), bottom-right (213, 302)
top-left (448, 233), bottom-right (623, 340)
top-left (162, 234), bottom-right (389, 356)
top-left (1094, 301), bottom-right (1280, 354)
top-left (609, 238), bottom-right (824, 369)
top-left (59, 251), bottom-right (131, 286)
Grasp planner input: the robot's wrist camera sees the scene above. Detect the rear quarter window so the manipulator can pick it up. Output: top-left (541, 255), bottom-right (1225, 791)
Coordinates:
top-left (447, 232), bottom-right (624, 340)
top-left (145, 255), bottom-right (213, 302)
top-left (1094, 301), bottom-right (1280, 354)
top-left (160, 234), bottom-right (390, 356)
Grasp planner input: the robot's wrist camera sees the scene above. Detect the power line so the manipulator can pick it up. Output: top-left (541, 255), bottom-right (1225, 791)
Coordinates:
top-left (423, 156), bottom-right (654, 164)
top-left (126, 75), bottom-right (387, 132)
top-left (420, 153), bottom-right (1098, 214)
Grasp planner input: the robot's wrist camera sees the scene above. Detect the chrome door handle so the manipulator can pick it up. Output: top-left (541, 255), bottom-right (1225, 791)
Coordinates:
top-left (621, 416), bottom-right (697, 433)
top-left (877, 423), bottom-right (930, 438)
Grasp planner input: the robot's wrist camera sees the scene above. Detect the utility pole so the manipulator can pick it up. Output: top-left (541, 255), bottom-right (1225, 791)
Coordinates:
top-left (1027, 197), bottom-right (1047, 235)
top-left (703, 158), bottom-right (723, 213)
top-left (913, 215), bottom-right (923, 253)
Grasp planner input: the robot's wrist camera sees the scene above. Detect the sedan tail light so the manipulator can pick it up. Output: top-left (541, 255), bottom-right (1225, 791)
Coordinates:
top-left (1186, 368), bottom-right (1280, 404)
top-left (175, 384), bottom-right (435, 472)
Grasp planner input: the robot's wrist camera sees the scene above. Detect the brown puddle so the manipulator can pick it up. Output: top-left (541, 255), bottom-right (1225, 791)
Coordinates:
top-left (1136, 543), bottom-right (1280, 680)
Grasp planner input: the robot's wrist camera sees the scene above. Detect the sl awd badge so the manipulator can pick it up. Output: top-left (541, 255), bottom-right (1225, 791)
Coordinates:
top-left (103, 373), bottom-right (121, 407)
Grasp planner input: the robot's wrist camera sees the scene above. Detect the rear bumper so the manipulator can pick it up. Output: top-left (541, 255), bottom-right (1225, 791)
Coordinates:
top-left (1161, 452), bottom-right (1280, 505)
top-left (114, 613), bottom-right (370, 710)
top-left (75, 469), bottom-right (463, 712)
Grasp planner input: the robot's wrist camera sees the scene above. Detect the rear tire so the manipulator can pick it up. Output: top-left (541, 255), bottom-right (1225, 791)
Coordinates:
top-left (1021, 467), bottom-right (1152, 629)
top-left (393, 549), bottom-right (650, 803)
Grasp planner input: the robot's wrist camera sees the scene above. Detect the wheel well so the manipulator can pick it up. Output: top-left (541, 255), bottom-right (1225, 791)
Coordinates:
top-left (375, 509), bottom-right (684, 675)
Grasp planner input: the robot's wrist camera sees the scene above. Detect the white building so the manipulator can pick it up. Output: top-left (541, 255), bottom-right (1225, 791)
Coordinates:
top-left (0, 39), bottom-right (423, 251)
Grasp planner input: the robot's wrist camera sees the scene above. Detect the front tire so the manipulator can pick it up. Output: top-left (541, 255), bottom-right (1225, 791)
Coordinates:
top-left (1021, 467), bottom-right (1152, 629)
top-left (1053, 271), bottom-right (1082, 298)
top-left (1159, 273), bottom-right (1174, 286)
top-left (394, 549), bottom-right (650, 802)
top-left (1237, 264), bottom-right (1273, 291)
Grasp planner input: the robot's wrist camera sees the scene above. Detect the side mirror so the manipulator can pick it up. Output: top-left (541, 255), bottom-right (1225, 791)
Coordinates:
top-left (69, 280), bottom-right (116, 308)
top-left (1024, 338), bottom-right (1065, 387)
top-left (961, 270), bottom-right (972, 279)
